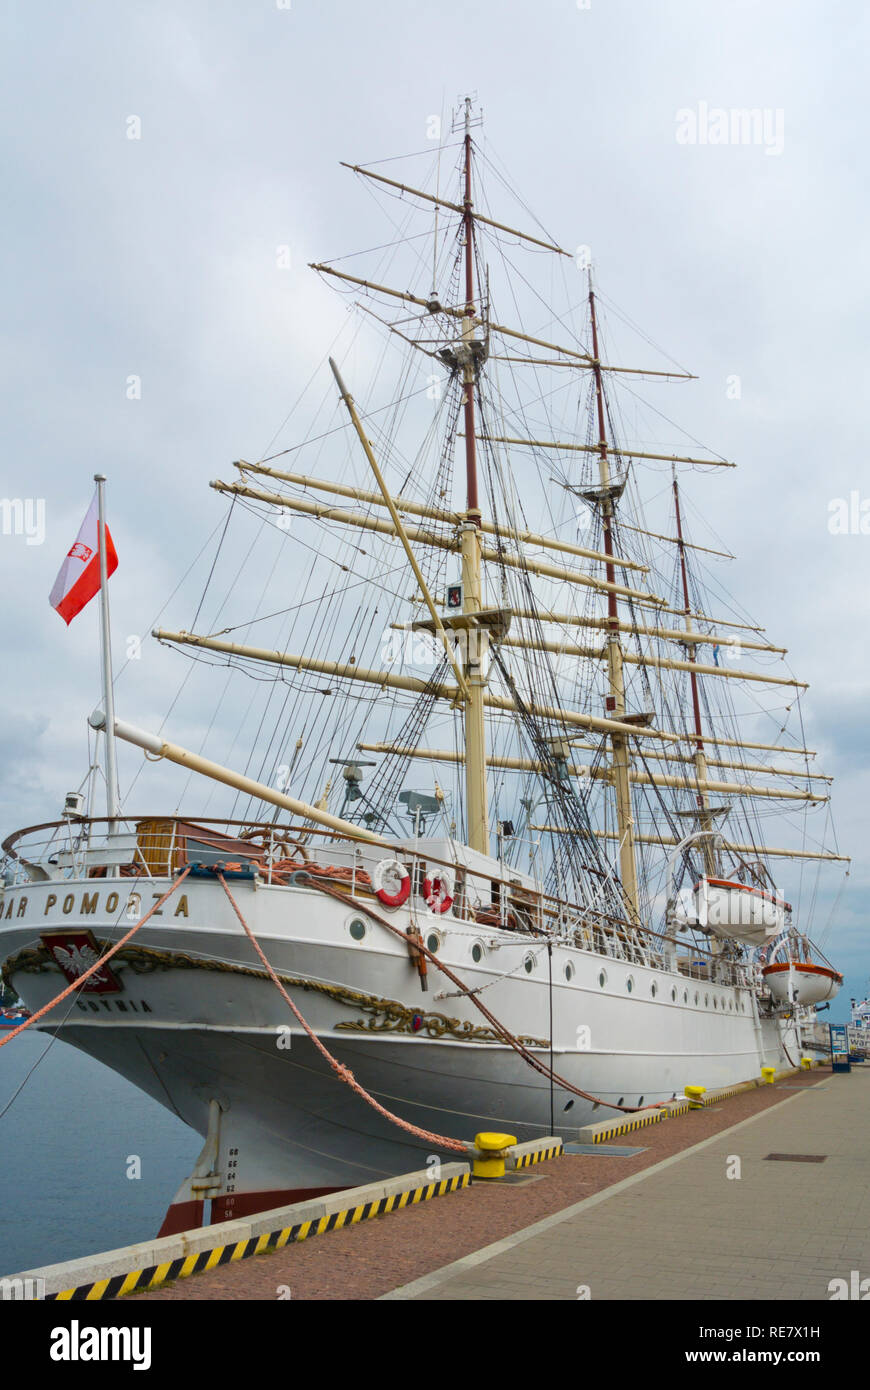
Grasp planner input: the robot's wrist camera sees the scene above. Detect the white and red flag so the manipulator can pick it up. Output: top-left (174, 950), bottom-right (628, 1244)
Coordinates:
top-left (49, 490), bottom-right (118, 625)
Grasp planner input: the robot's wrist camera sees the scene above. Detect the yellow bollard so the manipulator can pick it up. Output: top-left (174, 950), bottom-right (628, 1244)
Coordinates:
top-left (473, 1131), bottom-right (517, 1179)
top-left (801, 1056), bottom-right (813, 1070)
top-left (684, 1085), bottom-right (706, 1109)
top-left (761, 1065), bottom-right (776, 1084)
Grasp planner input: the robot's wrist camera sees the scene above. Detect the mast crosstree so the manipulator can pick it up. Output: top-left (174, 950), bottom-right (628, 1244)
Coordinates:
top-left (149, 99), bottom-right (844, 937)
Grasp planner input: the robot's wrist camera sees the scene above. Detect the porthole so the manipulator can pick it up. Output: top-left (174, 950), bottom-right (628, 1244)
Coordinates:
top-left (564, 962), bottom-right (574, 982)
top-left (471, 942), bottom-right (484, 964)
top-left (598, 970), bottom-right (607, 988)
top-left (626, 976), bottom-right (634, 994)
top-left (524, 955), bottom-right (534, 974)
top-left (427, 933), bottom-right (441, 954)
top-left (348, 918), bottom-right (366, 941)
top-left (671, 987), bottom-right (677, 1002)
top-left (650, 981), bottom-right (657, 998)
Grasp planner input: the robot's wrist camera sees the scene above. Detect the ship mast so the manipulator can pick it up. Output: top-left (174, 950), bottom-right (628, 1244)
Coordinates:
top-left (589, 287), bottom-right (640, 922)
top-left (673, 472), bottom-right (717, 875)
top-left (457, 97), bottom-right (489, 855)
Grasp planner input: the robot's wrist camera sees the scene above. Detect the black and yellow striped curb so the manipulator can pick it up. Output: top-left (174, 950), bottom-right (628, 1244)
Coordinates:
top-left (701, 1063), bottom-right (818, 1108)
top-left (588, 1109), bottom-right (666, 1143)
top-left (579, 1062), bottom-right (816, 1144)
top-left (700, 1080), bottom-right (757, 1106)
top-left (47, 1173), bottom-right (470, 1302)
top-left (514, 1140), bottom-right (564, 1168)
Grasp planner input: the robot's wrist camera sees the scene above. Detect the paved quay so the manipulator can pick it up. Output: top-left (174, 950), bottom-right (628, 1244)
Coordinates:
top-left (388, 1067), bottom-right (869, 1301)
top-left (134, 1065), bottom-right (863, 1301)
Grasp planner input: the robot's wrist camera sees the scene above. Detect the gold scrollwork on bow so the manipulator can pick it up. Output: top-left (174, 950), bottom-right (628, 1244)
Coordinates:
top-left (2, 940), bottom-right (548, 1047)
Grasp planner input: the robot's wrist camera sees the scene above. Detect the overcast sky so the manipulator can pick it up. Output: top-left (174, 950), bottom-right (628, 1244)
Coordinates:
top-left (1, 0), bottom-right (867, 1015)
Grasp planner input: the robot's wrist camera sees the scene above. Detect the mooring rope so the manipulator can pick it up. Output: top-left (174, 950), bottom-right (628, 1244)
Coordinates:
top-left (216, 872), bottom-right (471, 1154)
top-left (0, 868), bottom-right (192, 1049)
top-left (301, 874), bottom-right (646, 1114)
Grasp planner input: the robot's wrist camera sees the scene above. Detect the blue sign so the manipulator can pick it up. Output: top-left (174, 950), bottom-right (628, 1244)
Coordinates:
top-left (830, 1023), bottom-right (851, 1073)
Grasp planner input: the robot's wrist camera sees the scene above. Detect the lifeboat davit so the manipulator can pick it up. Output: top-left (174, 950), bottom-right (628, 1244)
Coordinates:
top-left (761, 962), bottom-right (843, 1005)
top-left (693, 877), bottom-right (789, 946)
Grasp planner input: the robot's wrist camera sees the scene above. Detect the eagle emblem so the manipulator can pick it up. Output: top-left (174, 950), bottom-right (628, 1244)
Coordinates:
top-left (41, 931), bottom-right (122, 993)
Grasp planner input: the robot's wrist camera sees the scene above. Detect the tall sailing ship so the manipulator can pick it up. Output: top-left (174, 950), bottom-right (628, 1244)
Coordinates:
top-left (0, 102), bottom-right (847, 1235)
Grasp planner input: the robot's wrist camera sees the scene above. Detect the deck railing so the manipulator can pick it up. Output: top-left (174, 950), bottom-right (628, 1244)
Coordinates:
top-left (1, 814), bottom-right (732, 978)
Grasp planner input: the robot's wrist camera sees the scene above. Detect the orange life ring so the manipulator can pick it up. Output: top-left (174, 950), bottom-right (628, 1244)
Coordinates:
top-left (373, 858), bottom-right (411, 907)
top-left (422, 872), bottom-right (454, 915)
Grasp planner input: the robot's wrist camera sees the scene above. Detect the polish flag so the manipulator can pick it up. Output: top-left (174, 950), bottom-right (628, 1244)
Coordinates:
top-left (49, 491), bottom-right (118, 625)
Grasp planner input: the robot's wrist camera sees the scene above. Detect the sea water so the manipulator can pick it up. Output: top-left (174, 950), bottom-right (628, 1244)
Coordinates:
top-left (0, 1029), bottom-right (200, 1274)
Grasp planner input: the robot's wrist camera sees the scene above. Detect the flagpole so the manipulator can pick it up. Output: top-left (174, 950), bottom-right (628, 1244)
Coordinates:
top-left (94, 473), bottom-right (120, 823)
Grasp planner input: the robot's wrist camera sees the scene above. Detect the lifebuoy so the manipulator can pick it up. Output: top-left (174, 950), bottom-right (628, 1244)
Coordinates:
top-left (422, 871), bottom-right (454, 915)
top-left (373, 858), bottom-right (411, 907)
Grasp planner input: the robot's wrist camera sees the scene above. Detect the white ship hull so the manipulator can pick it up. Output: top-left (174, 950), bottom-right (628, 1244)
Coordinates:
top-left (0, 871), bottom-right (800, 1231)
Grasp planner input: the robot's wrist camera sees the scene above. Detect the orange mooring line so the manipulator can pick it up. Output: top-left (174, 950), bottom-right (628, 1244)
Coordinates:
top-left (216, 872), bottom-right (470, 1154)
top-left (0, 867), bottom-right (192, 1048)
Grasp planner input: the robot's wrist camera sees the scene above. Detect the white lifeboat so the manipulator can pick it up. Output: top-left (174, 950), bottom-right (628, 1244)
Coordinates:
top-left (693, 876), bottom-right (789, 946)
top-left (761, 961), bottom-right (843, 1005)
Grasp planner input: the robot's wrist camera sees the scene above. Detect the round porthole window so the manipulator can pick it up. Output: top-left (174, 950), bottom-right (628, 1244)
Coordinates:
top-left (471, 942), bottom-right (484, 964)
top-left (565, 962), bottom-right (574, 982)
top-left (427, 933), bottom-right (441, 954)
top-left (349, 918), bottom-right (366, 941)
top-left (524, 955), bottom-right (534, 974)
top-left (598, 970), bottom-right (607, 988)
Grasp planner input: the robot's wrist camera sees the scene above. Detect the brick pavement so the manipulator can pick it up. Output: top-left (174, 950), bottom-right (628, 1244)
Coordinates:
top-left (386, 1068), bottom-right (868, 1301)
top-left (136, 1066), bottom-right (856, 1300)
